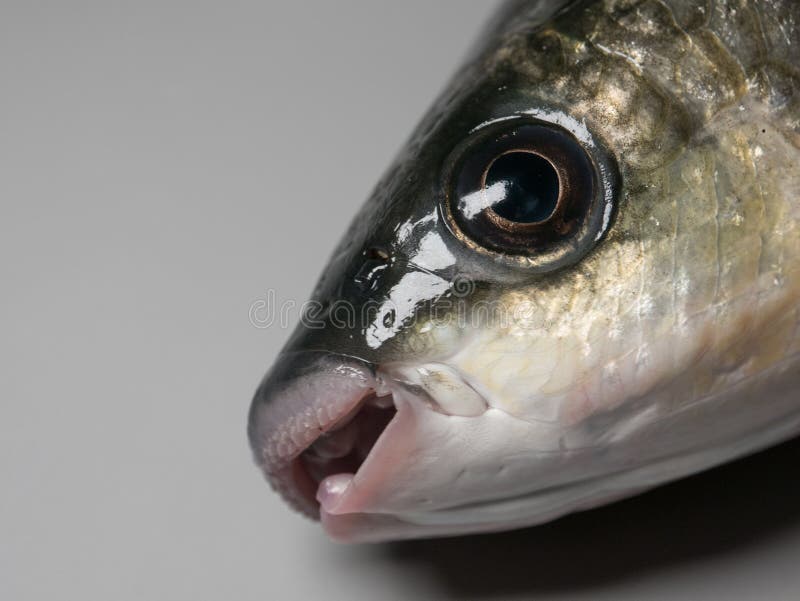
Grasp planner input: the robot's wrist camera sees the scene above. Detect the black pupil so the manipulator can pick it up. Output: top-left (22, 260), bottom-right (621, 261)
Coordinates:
top-left (485, 152), bottom-right (560, 223)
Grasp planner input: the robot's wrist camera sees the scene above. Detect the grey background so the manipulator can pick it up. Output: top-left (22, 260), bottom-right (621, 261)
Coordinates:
top-left (2, 1), bottom-right (800, 599)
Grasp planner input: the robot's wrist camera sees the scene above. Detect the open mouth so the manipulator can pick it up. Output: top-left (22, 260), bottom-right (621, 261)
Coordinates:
top-left (297, 392), bottom-right (397, 514)
top-left (248, 361), bottom-right (399, 519)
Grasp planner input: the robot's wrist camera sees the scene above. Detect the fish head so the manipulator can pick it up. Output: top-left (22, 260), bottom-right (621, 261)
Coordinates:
top-left (249, 1), bottom-right (800, 542)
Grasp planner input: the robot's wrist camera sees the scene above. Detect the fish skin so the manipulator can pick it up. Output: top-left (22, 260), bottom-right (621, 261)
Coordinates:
top-left (249, 0), bottom-right (800, 541)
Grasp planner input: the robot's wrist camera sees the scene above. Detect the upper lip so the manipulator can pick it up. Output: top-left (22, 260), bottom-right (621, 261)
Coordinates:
top-left (248, 356), bottom-right (396, 518)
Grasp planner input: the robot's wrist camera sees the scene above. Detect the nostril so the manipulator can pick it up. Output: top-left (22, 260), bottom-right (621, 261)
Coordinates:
top-left (353, 247), bottom-right (392, 292)
top-left (365, 247), bottom-right (390, 262)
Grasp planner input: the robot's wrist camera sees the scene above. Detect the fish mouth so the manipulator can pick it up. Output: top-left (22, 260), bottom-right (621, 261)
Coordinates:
top-left (247, 353), bottom-right (410, 526)
top-left (249, 346), bottom-right (800, 542)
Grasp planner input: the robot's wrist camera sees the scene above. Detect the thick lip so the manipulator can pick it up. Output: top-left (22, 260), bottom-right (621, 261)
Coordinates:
top-left (247, 356), bottom-right (404, 520)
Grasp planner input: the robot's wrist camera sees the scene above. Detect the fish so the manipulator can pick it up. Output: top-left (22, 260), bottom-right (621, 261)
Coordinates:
top-left (248, 0), bottom-right (800, 542)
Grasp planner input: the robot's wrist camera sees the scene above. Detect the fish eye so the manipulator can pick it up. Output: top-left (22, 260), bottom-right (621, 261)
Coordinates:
top-left (442, 120), bottom-right (617, 272)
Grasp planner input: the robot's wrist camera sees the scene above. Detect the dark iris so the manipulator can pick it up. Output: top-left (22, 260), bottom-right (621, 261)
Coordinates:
top-left (443, 119), bottom-right (617, 272)
top-left (485, 152), bottom-right (559, 223)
